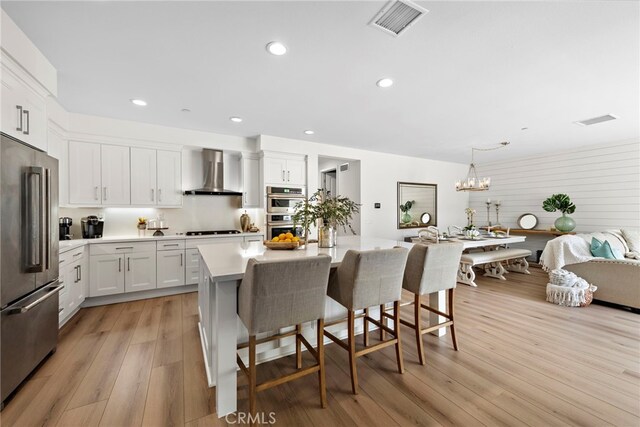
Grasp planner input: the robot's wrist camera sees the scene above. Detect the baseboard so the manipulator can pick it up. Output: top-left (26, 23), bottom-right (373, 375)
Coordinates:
top-left (81, 284), bottom-right (197, 307)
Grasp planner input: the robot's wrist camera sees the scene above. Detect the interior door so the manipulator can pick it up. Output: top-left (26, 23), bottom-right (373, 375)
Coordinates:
top-left (0, 135), bottom-right (36, 307)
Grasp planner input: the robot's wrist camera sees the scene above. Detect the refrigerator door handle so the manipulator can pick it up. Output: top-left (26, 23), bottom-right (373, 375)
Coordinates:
top-left (45, 168), bottom-right (51, 270)
top-left (7, 282), bottom-right (63, 315)
top-left (23, 166), bottom-right (45, 273)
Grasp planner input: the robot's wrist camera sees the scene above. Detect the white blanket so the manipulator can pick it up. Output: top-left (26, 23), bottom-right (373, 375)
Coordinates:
top-left (540, 235), bottom-right (594, 271)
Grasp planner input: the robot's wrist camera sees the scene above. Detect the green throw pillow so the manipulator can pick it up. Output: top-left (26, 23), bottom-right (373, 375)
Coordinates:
top-left (590, 237), bottom-right (617, 259)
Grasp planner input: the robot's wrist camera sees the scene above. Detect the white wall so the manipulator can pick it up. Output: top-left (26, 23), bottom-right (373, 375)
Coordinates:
top-left (469, 139), bottom-right (640, 255)
top-left (259, 135), bottom-right (469, 240)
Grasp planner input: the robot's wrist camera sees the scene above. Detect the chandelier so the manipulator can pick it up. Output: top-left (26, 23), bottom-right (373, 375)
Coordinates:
top-left (455, 142), bottom-right (510, 192)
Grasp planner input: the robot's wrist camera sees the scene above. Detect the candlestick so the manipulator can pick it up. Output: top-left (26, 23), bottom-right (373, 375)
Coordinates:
top-left (485, 200), bottom-right (492, 227)
top-left (494, 201), bottom-right (501, 226)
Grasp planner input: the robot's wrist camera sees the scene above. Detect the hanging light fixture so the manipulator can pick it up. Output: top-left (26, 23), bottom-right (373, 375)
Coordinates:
top-left (455, 142), bottom-right (510, 192)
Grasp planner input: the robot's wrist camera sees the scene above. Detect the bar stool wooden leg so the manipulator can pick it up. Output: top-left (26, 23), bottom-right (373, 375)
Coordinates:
top-left (393, 301), bottom-right (405, 374)
top-left (248, 335), bottom-right (257, 424)
top-left (448, 288), bottom-right (459, 351)
top-left (347, 310), bottom-right (359, 394)
top-left (414, 294), bottom-right (425, 365)
top-left (363, 308), bottom-right (370, 347)
top-left (296, 324), bottom-right (303, 369)
top-left (379, 304), bottom-right (386, 341)
top-left (317, 319), bottom-right (327, 408)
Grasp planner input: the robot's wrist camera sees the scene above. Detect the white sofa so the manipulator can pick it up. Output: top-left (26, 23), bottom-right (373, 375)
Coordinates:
top-left (541, 229), bottom-right (640, 309)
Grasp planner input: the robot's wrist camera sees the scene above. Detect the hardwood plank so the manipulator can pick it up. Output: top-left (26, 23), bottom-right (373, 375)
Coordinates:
top-left (0, 375), bottom-right (51, 426)
top-left (185, 413), bottom-right (228, 427)
top-left (142, 361), bottom-right (184, 427)
top-left (9, 331), bottom-right (108, 427)
top-left (99, 341), bottom-right (155, 427)
top-left (130, 298), bottom-right (163, 345)
top-left (57, 400), bottom-right (108, 427)
top-left (153, 295), bottom-right (183, 367)
top-left (68, 310), bottom-right (142, 409)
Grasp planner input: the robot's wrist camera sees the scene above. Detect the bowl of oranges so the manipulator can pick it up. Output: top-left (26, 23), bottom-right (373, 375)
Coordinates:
top-left (264, 232), bottom-right (303, 250)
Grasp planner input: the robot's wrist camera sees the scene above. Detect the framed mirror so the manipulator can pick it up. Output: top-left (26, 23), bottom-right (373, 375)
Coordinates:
top-left (397, 182), bottom-right (437, 229)
top-left (517, 213), bottom-right (538, 230)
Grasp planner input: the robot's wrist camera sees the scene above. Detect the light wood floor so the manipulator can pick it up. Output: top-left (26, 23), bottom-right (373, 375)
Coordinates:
top-left (2, 266), bottom-right (639, 426)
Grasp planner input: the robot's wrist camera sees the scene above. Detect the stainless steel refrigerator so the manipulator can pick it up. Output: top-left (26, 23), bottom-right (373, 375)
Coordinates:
top-left (0, 132), bottom-right (61, 409)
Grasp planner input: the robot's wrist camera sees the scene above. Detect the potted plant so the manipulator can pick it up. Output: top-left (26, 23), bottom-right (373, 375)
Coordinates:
top-left (292, 189), bottom-right (360, 248)
top-left (542, 193), bottom-right (576, 232)
top-left (399, 200), bottom-right (415, 224)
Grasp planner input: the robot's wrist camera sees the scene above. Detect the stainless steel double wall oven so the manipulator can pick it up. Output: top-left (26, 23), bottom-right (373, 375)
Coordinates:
top-left (266, 186), bottom-right (305, 240)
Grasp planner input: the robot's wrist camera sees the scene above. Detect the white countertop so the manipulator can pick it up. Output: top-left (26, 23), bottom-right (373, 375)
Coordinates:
top-left (59, 231), bottom-right (263, 252)
top-left (198, 236), bottom-right (413, 282)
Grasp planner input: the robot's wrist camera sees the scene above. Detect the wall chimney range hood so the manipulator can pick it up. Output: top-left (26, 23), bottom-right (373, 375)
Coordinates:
top-left (183, 149), bottom-right (243, 196)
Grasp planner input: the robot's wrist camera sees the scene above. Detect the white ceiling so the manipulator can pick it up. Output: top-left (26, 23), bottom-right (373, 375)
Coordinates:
top-left (2, 1), bottom-right (638, 162)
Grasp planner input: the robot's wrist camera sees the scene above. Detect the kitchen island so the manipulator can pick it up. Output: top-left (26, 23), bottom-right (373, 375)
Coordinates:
top-left (197, 236), bottom-right (449, 417)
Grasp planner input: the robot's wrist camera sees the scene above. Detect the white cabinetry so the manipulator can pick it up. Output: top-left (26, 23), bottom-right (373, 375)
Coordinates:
top-left (0, 64), bottom-right (47, 151)
top-left (157, 240), bottom-right (186, 289)
top-left (69, 141), bottom-right (102, 204)
top-left (101, 144), bottom-right (130, 205)
top-left (89, 242), bottom-right (156, 297)
top-left (69, 141), bottom-right (130, 205)
top-left (59, 246), bottom-right (87, 326)
top-left (240, 153), bottom-right (260, 208)
top-left (262, 153), bottom-right (306, 186)
top-left (131, 148), bottom-right (182, 207)
top-left (156, 150), bottom-right (182, 206)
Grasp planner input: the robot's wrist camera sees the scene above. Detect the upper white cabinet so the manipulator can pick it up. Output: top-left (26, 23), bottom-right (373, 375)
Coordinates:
top-left (262, 152), bottom-right (306, 186)
top-left (68, 141), bottom-right (130, 205)
top-left (0, 64), bottom-right (47, 151)
top-left (101, 144), bottom-right (130, 205)
top-left (69, 142), bottom-right (181, 207)
top-left (241, 153), bottom-right (260, 208)
top-left (128, 147), bottom-right (182, 207)
top-left (130, 147), bottom-right (157, 205)
top-left (69, 141), bottom-right (102, 204)
top-left (156, 150), bottom-right (182, 206)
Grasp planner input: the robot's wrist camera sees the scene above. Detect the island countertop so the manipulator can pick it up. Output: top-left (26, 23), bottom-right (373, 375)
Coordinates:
top-left (198, 236), bottom-right (413, 282)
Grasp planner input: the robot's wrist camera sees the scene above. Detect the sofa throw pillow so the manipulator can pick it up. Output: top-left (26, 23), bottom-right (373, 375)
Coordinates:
top-left (590, 237), bottom-right (618, 259)
top-left (621, 228), bottom-right (640, 253)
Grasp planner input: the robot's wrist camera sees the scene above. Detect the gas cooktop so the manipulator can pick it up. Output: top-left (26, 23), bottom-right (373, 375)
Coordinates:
top-left (185, 230), bottom-right (242, 236)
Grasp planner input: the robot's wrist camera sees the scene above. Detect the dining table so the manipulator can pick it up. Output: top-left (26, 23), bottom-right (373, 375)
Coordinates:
top-left (197, 236), bottom-right (450, 417)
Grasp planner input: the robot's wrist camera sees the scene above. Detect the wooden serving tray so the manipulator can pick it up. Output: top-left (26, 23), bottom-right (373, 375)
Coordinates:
top-left (263, 240), bottom-right (303, 250)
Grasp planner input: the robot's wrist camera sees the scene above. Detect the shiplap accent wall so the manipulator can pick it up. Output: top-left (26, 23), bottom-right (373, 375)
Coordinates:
top-left (468, 140), bottom-right (640, 256)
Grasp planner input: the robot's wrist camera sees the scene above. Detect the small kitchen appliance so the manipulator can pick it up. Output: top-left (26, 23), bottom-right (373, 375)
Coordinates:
top-left (81, 216), bottom-right (104, 238)
top-left (59, 217), bottom-right (73, 240)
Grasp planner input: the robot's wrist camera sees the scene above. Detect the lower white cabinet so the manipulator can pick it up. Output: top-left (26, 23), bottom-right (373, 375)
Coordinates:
top-left (125, 252), bottom-right (157, 293)
top-left (90, 254), bottom-right (126, 297)
top-left (185, 248), bottom-right (200, 285)
top-left (157, 249), bottom-right (185, 288)
top-left (59, 247), bottom-right (87, 326)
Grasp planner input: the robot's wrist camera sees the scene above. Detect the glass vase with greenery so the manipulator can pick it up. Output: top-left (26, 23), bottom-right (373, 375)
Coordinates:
top-left (399, 200), bottom-right (415, 224)
top-left (292, 189), bottom-right (360, 246)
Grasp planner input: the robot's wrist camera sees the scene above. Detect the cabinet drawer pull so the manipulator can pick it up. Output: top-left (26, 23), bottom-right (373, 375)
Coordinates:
top-left (151, 188), bottom-right (154, 201)
top-left (23, 110), bottom-right (30, 135)
top-left (127, 258), bottom-right (130, 271)
top-left (78, 265), bottom-right (82, 281)
top-left (16, 105), bottom-right (23, 131)
top-left (158, 188), bottom-right (162, 202)
top-left (287, 170), bottom-right (290, 182)
top-left (163, 244), bottom-right (179, 247)
top-left (73, 252), bottom-right (83, 257)
top-left (118, 258), bottom-right (121, 272)
top-left (115, 246), bottom-right (133, 250)
top-left (180, 253), bottom-right (183, 266)
top-left (103, 187), bottom-right (107, 201)
top-left (281, 170), bottom-right (285, 181)
top-left (94, 186), bottom-right (99, 200)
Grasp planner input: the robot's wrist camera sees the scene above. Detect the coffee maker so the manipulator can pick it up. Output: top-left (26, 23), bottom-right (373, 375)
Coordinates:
top-left (81, 215), bottom-right (104, 238)
top-left (59, 217), bottom-right (73, 240)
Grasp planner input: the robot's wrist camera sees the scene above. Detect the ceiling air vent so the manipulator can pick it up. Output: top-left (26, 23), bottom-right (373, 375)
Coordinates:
top-left (369, 0), bottom-right (428, 37)
top-left (574, 114), bottom-right (619, 126)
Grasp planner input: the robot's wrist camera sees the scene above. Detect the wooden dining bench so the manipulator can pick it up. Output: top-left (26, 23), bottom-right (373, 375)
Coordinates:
top-left (458, 248), bottom-right (532, 287)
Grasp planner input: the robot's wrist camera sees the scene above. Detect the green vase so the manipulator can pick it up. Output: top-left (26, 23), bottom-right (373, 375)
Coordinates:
top-left (554, 213), bottom-right (576, 232)
top-left (402, 211), bottom-right (412, 223)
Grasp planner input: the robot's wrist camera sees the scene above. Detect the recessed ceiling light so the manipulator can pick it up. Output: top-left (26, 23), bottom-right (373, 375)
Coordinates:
top-left (376, 78), bottom-right (394, 88)
top-left (130, 99), bottom-right (147, 106)
top-left (230, 117), bottom-right (243, 123)
top-left (266, 41), bottom-right (287, 56)
top-left (304, 130), bottom-right (315, 135)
